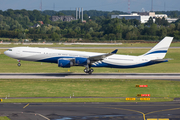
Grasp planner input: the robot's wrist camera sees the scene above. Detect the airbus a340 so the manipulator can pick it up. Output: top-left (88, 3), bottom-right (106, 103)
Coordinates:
top-left (4, 37), bottom-right (173, 74)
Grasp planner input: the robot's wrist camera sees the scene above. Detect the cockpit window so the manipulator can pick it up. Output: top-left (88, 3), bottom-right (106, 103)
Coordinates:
top-left (8, 49), bottom-right (12, 51)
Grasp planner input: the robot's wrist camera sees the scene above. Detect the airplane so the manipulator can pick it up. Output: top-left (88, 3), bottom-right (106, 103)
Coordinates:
top-left (4, 37), bottom-right (173, 74)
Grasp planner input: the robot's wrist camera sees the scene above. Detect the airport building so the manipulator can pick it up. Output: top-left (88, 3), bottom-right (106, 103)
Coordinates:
top-left (111, 13), bottom-right (151, 23)
top-left (111, 12), bottom-right (177, 23)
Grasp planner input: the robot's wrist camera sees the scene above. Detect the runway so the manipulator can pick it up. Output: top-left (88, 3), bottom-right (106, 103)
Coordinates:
top-left (0, 73), bottom-right (180, 80)
top-left (1, 102), bottom-right (180, 120)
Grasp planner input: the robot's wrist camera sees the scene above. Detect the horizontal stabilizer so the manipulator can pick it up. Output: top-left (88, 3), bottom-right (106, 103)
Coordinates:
top-left (150, 58), bottom-right (172, 62)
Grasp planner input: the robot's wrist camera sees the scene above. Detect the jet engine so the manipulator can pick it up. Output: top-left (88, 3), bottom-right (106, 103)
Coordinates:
top-left (75, 58), bottom-right (90, 65)
top-left (58, 59), bottom-right (73, 68)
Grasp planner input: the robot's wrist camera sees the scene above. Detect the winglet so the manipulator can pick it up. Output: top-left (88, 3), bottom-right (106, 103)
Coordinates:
top-left (111, 49), bottom-right (118, 54)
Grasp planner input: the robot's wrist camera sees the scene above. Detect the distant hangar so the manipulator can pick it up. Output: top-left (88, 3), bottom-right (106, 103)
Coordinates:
top-left (111, 12), bottom-right (177, 23)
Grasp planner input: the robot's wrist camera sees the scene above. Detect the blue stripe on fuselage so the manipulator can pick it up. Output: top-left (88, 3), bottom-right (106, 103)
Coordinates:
top-left (92, 60), bottom-right (168, 68)
top-left (144, 50), bottom-right (167, 56)
top-left (37, 57), bottom-right (74, 63)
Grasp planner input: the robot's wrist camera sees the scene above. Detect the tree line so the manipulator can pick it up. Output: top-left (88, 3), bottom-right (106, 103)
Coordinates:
top-left (0, 9), bottom-right (180, 42)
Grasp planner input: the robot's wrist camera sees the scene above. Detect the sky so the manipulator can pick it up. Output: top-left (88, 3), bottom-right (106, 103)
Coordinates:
top-left (0, 0), bottom-right (180, 12)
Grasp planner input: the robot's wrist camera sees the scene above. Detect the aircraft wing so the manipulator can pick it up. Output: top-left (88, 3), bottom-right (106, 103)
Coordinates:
top-left (89, 49), bottom-right (118, 62)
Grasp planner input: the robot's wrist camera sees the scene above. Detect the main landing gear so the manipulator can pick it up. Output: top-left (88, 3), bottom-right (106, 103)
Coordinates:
top-left (17, 60), bottom-right (21, 67)
top-left (84, 65), bottom-right (94, 74)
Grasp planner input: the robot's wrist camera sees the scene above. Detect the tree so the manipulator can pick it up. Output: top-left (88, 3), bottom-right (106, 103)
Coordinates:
top-left (44, 15), bottom-right (50, 24)
top-left (155, 17), bottom-right (169, 26)
top-left (157, 27), bottom-right (167, 38)
top-left (6, 9), bottom-right (14, 17)
top-left (147, 17), bottom-right (153, 26)
top-left (169, 24), bottom-right (176, 31)
top-left (176, 23), bottom-right (180, 30)
top-left (83, 14), bottom-right (89, 20)
top-left (0, 10), bottom-right (3, 15)
top-left (173, 30), bottom-right (180, 39)
top-left (85, 33), bottom-right (92, 40)
top-left (67, 31), bottom-right (76, 38)
top-left (149, 24), bottom-right (157, 36)
top-left (18, 33), bottom-right (26, 39)
top-left (171, 11), bottom-right (178, 18)
top-left (161, 17), bottom-right (166, 26)
top-left (24, 16), bottom-right (30, 25)
top-left (51, 32), bottom-right (59, 41)
top-left (155, 18), bottom-right (161, 25)
top-left (108, 33), bottom-right (116, 40)
top-left (55, 12), bottom-right (65, 16)
top-left (40, 26), bottom-right (47, 34)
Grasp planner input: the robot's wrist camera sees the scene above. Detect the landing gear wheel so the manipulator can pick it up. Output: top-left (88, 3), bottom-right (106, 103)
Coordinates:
top-left (17, 63), bottom-right (21, 67)
top-left (84, 69), bottom-right (89, 73)
top-left (84, 65), bottom-right (94, 74)
top-left (88, 69), bottom-right (94, 75)
top-left (90, 69), bottom-right (94, 73)
top-left (84, 69), bottom-right (94, 74)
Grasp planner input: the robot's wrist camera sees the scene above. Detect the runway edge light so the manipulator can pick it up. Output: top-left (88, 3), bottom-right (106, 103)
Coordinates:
top-left (136, 85), bottom-right (148, 87)
top-left (137, 94), bottom-right (151, 97)
top-left (126, 98), bottom-right (136, 100)
top-left (140, 98), bottom-right (150, 100)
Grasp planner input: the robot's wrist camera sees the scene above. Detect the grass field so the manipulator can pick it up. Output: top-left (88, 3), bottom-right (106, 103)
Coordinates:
top-left (0, 117), bottom-right (10, 120)
top-left (0, 79), bottom-right (179, 102)
top-left (0, 48), bottom-right (180, 73)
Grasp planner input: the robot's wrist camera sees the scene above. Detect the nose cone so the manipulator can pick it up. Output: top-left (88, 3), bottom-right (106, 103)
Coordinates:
top-left (4, 51), bottom-right (8, 56)
top-left (4, 50), bottom-right (11, 57)
top-left (4, 48), bottom-right (19, 59)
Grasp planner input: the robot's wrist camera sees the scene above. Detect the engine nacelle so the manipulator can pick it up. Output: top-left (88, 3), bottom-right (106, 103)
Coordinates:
top-left (58, 59), bottom-right (73, 68)
top-left (75, 58), bottom-right (90, 65)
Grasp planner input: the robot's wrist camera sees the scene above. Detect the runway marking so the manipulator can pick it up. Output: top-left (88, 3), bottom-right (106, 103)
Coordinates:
top-left (102, 106), bottom-right (180, 120)
top-left (23, 103), bottom-right (29, 108)
top-left (30, 103), bottom-right (180, 107)
top-left (37, 114), bottom-right (50, 120)
top-left (98, 104), bottom-right (180, 107)
top-left (101, 107), bottom-right (146, 120)
top-left (145, 107), bottom-right (180, 115)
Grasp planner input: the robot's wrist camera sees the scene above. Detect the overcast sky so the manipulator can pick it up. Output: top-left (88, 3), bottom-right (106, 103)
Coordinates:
top-left (0, 0), bottom-right (180, 12)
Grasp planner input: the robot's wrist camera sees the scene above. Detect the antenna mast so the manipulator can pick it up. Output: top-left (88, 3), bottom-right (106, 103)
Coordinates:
top-left (128, 0), bottom-right (130, 13)
top-left (40, 0), bottom-right (42, 11)
top-left (53, 3), bottom-right (55, 11)
top-left (151, 0), bottom-right (153, 11)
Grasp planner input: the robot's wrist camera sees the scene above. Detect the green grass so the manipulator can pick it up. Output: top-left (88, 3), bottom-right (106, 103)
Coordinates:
top-left (0, 117), bottom-right (10, 120)
top-left (0, 48), bottom-right (180, 73)
top-left (0, 79), bottom-right (179, 101)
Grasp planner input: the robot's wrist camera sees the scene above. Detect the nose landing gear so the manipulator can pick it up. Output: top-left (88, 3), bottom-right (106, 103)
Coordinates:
top-left (17, 60), bottom-right (21, 67)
